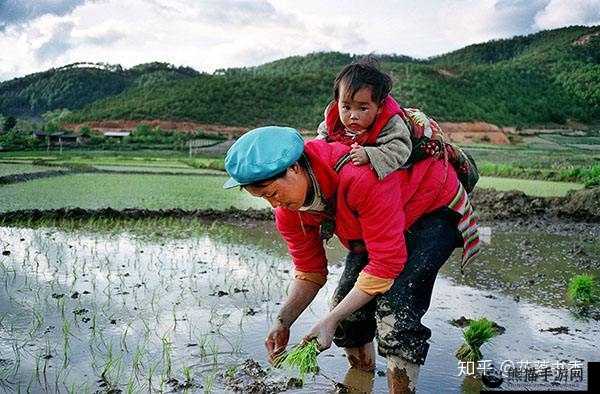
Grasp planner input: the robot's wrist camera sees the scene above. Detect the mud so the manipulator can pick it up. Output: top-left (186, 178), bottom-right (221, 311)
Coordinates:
top-left (470, 187), bottom-right (600, 222)
top-left (0, 206), bottom-right (273, 224)
top-left (221, 359), bottom-right (303, 393)
top-left (1, 187), bottom-right (598, 223)
top-left (438, 121), bottom-right (510, 144)
top-left (449, 316), bottom-right (506, 335)
top-left (0, 169), bottom-right (74, 185)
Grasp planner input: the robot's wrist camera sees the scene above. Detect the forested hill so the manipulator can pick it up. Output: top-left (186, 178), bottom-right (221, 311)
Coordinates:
top-left (0, 62), bottom-right (199, 118)
top-left (1, 25), bottom-right (599, 128)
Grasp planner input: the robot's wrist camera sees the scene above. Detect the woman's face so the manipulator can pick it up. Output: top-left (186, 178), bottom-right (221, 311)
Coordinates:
top-left (245, 163), bottom-right (309, 210)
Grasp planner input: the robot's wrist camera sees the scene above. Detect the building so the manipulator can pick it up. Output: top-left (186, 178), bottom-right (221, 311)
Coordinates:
top-left (32, 131), bottom-right (81, 145)
top-left (102, 131), bottom-right (131, 139)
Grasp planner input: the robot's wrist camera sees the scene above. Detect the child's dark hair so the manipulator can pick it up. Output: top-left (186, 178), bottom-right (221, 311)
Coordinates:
top-left (333, 56), bottom-right (392, 104)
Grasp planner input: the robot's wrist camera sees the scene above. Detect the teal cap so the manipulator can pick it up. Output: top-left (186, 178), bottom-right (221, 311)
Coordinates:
top-left (223, 126), bottom-right (304, 189)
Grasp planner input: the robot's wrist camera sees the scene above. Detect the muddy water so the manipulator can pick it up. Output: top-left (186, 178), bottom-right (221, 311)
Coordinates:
top-left (0, 220), bottom-right (598, 393)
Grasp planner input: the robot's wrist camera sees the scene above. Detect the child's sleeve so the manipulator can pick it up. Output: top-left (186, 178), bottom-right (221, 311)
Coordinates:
top-left (315, 101), bottom-right (335, 140)
top-left (363, 115), bottom-right (412, 180)
top-left (315, 121), bottom-right (328, 140)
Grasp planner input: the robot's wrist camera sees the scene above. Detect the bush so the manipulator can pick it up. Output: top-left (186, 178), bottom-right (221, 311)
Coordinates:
top-left (0, 130), bottom-right (43, 150)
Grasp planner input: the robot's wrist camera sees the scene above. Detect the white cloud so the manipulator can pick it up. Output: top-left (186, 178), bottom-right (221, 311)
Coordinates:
top-left (436, 0), bottom-right (551, 49)
top-left (34, 21), bottom-right (75, 62)
top-left (535, 0), bottom-right (600, 29)
top-left (0, 0), bottom-right (599, 81)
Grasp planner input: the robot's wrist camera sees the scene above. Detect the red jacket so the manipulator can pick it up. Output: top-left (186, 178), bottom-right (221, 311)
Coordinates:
top-left (325, 95), bottom-right (405, 146)
top-left (275, 139), bottom-right (459, 282)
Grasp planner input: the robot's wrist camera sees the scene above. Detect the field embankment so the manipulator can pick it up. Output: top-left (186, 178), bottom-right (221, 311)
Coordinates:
top-left (1, 188), bottom-right (599, 225)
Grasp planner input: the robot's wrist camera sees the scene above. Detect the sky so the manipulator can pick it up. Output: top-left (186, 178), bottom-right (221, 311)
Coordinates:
top-left (0, 0), bottom-right (599, 81)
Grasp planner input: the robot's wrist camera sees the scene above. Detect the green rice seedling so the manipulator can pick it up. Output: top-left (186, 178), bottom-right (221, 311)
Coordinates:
top-left (224, 365), bottom-right (236, 379)
top-left (182, 365), bottom-right (194, 391)
top-left (66, 381), bottom-right (78, 394)
top-left (99, 343), bottom-right (124, 392)
top-left (131, 343), bottom-right (146, 379)
top-left (203, 370), bottom-right (215, 394)
top-left (275, 338), bottom-right (320, 380)
top-left (161, 335), bottom-right (173, 378)
top-left (126, 375), bottom-right (136, 394)
top-left (455, 318), bottom-right (496, 363)
top-left (183, 366), bottom-right (192, 383)
top-left (568, 274), bottom-right (599, 309)
top-left (62, 319), bottom-right (71, 368)
top-left (147, 361), bottom-right (160, 392)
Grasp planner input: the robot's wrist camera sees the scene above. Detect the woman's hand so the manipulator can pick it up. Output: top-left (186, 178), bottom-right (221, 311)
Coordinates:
top-left (303, 315), bottom-right (339, 351)
top-left (306, 286), bottom-right (375, 351)
top-left (350, 143), bottom-right (369, 165)
top-left (264, 278), bottom-right (322, 364)
top-left (265, 320), bottom-right (290, 364)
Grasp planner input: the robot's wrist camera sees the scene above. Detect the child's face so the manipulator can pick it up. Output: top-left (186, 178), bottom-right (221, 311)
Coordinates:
top-left (338, 83), bottom-right (383, 135)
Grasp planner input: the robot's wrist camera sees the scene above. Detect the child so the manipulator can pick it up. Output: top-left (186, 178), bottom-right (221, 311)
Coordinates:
top-left (317, 57), bottom-right (480, 193)
top-left (316, 56), bottom-right (412, 180)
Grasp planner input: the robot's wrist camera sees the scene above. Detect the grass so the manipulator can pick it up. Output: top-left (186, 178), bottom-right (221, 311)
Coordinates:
top-left (467, 138), bottom-right (600, 186)
top-left (275, 339), bottom-right (320, 379)
top-left (455, 318), bottom-right (496, 363)
top-left (567, 274), bottom-right (600, 308)
top-left (476, 176), bottom-right (585, 197)
top-left (0, 173), bottom-right (267, 212)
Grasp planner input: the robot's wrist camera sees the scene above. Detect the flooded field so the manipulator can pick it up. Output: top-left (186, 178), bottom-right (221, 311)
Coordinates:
top-left (0, 219), bottom-right (598, 393)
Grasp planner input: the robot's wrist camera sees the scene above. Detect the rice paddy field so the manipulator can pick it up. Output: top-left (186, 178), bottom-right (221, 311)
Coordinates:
top-left (0, 135), bottom-right (599, 392)
top-left (0, 174), bottom-right (266, 212)
top-left (0, 163), bottom-right (66, 177)
top-left (476, 177), bottom-right (584, 197)
top-left (0, 218), bottom-right (598, 393)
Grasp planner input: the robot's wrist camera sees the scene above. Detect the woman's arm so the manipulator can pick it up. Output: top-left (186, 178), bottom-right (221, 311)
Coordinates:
top-left (304, 286), bottom-right (374, 350)
top-left (265, 278), bottom-right (322, 363)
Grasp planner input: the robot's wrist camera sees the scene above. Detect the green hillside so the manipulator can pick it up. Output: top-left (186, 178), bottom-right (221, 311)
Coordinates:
top-left (0, 62), bottom-right (199, 117)
top-left (1, 25), bottom-right (599, 128)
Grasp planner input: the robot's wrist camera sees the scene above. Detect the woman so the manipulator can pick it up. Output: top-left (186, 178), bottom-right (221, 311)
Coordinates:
top-left (223, 126), bottom-right (479, 393)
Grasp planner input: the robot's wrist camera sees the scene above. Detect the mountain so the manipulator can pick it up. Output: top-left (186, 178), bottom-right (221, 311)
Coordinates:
top-left (0, 62), bottom-right (199, 118)
top-left (1, 25), bottom-right (598, 128)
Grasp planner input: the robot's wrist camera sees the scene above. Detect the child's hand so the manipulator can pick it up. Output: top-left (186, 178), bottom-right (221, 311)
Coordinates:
top-left (350, 143), bottom-right (369, 165)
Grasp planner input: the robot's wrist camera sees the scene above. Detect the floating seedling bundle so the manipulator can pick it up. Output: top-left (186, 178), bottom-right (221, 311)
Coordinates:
top-left (455, 317), bottom-right (497, 363)
top-left (568, 274), bottom-right (600, 310)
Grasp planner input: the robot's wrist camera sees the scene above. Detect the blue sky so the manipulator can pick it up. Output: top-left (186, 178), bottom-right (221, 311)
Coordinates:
top-left (0, 0), bottom-right (599, 81)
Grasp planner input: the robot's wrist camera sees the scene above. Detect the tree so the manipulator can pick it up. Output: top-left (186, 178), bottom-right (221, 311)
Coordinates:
top-left (79, 126), bottom-right (92, 138)
top-left (2, 116), bottom-right (17, 132)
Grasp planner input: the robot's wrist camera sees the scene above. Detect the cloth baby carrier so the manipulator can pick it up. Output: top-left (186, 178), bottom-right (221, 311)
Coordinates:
top-left (399, 108), bottom-right (479, 193)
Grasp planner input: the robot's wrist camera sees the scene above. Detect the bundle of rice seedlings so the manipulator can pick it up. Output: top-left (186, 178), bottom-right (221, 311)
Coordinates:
top-left (274, 339), bottom-right (320, 379)
top-left (568, 274), bottom-right (599, 309)
top-left (455, 317), bottom-right (496, 363)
